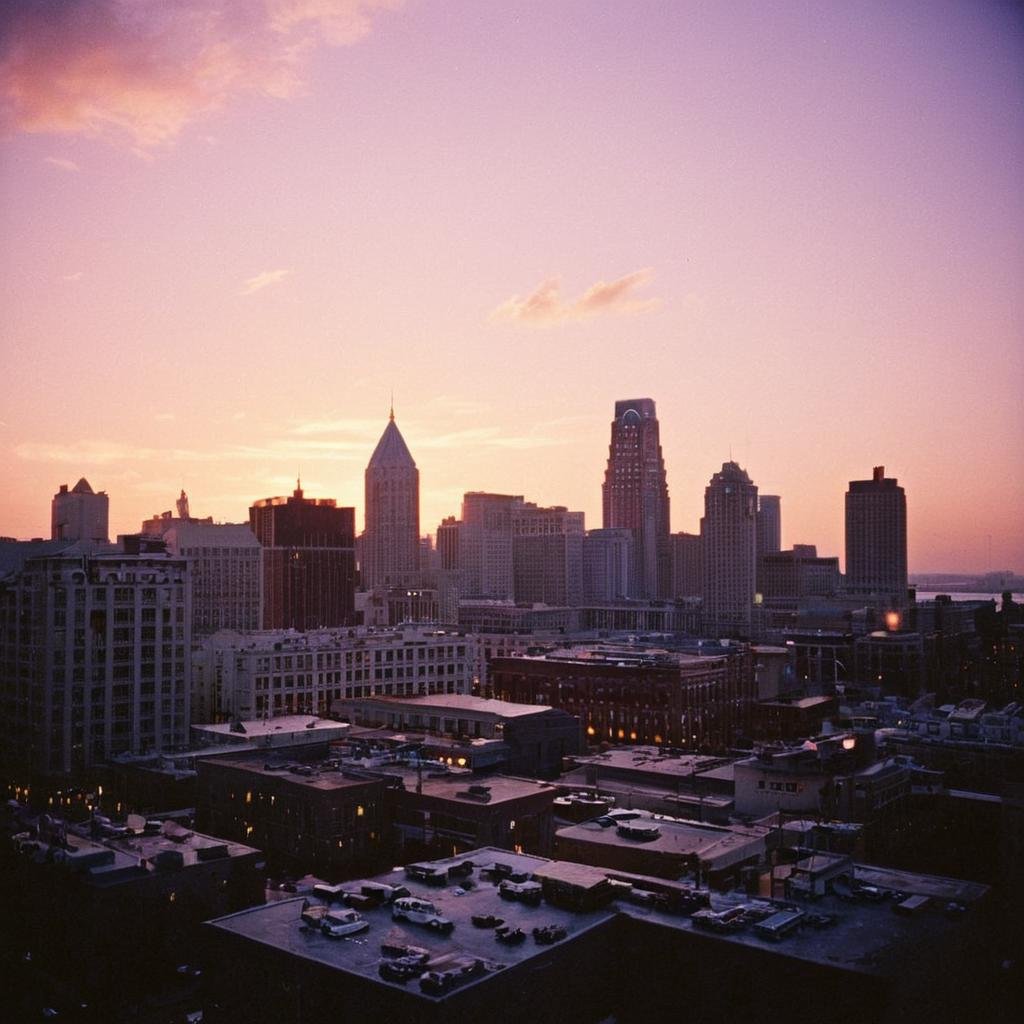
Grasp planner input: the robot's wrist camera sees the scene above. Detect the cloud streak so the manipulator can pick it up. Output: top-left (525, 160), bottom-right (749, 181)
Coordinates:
top-left (240, 268), bottom-right (291, 295)
top-left (0, 1), bottom-right (399, 147)
top-left (490, 268), bottom-right (659, 326)
top-left (44, 156), bottom-right (79, 171)
top-left (15, 424), bottom-right (567, 469)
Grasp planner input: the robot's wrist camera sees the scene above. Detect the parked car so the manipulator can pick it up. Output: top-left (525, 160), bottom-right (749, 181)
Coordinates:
top-left (392, 897), bottom-right (455, 933)
top-left (378, 956), bottom-right (429, 983)
top-left (471, 914), bottom-right (505, 929)
top-left (419, 957), bottom-right (484, 995)
top-left (321, 908), bottom-right (369, 937)
top-left (495, 925), bottom-right (526, 945)
top-left (532, 924), bottom-right (567, 945)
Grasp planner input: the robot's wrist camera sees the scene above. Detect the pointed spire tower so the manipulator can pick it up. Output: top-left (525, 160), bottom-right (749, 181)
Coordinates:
top-left (363, 405), bottom-right (420, 589)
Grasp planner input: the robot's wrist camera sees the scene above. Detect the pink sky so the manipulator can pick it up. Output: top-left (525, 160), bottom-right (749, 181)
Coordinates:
top-left (1, 0), bottom-right (1022, 573)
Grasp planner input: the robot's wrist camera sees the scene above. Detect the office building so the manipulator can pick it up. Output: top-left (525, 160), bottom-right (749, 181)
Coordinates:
top-left (142, 495), bottom-right (262, 640)
top-left (759, 545), bottom-right (841, 601)
top-left (583, 528), bottom-right (635, 602)
top-left (601, 398), bottom-right (671, 599)
top-left (51, 477), bottom-right (109, 543)
top-left (490, 641), bottom-right (756, 752)
top-left (512, 502), bottom-right (584, 606)
top-left (671, 530), bottom-right (702, 598)
top-left (0, 536), bottom-right (191, 778)
top-left (193, 625), bottom-right (477, 723)
top-left (440, 494), bottom-right (584, 606)
top-left (756, 494), bottom-right (781, 558)
top-left (362, 409), bottom-right (421, 589)
top-left (249, 482), bottom-right (356, 630)
top-left (701, 461), bottom-right (758, 636)
top-left (844, 466), bottom-right (908, 608)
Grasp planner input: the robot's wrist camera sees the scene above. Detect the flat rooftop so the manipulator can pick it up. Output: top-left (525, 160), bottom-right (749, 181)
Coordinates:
top-left (556, 814), bottom-right (767, 870)
top-left (202, 757), bottom-right (384, 792)
top-left (508, 645), bottom-right (730, 669)
top-left (338, 694), bottom-right (553, 718)
top-left (569, 746), bottom-right (726, 779)
top-left (380, 767), bottom-right (556, 805)
top-left (207, 846), bottom-right (990, 996)
top-left (192, 716), bottom-right (349, 739)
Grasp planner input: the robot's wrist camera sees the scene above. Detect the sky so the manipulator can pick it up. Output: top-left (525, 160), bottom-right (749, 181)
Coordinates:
top-left (1, 0), bottom-right (1022, 574)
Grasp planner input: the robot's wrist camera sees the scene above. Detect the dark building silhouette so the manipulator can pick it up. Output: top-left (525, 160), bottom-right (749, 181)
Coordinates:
top-left (249, 482), bottom-right (355, 630)
top-left (701, 461), bottom-right (758, 636)
top-left (601, 398), bottom-right (671, 599)
top-left (845, 466), bottom-right (908, 609)
top-left (671, 530), bottom-right (702, 598)
top-left (51, 476), bottom-right (109, 542)
top-left (756, 494), bottom-right (781, 559)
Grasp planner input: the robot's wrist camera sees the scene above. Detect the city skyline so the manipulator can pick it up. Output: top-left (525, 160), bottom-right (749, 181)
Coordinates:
top-left (2, 1), bottom-right (1022, 574)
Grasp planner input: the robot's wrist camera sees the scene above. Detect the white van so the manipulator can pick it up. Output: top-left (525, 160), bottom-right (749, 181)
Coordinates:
top-left (391, 897), bottom-right (454, 933)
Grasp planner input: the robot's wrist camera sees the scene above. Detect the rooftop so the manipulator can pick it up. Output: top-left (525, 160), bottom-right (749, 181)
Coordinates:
top-left (191, 716), bottom-right (349, 741)
top-left (206, 845), bottom-right (989, 997)
top-left (569, 746), bottom-right (725, 779)
top-left (556, 812), bottom-right (767, 871)
top-left (338, 694), bottom-right (553, 719)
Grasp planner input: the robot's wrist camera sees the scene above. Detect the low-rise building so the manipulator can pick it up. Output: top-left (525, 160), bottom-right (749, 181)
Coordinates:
top-left (490, 640), bottom-right (756, 753)
top-left (555, 811), bottom-right (767, 886)
top-left (193, 625), bottom-right (477, 723)
top-left (201, 846), bottom-right (993, 1024)
top-left (195, 754), bottom-right (389, 880)
top-left (1, 808), bottom-right (262, 1008)
top-left (733, 734), bottom-right (912, 822)
top-left (332, 694), bottom-right (582, 778)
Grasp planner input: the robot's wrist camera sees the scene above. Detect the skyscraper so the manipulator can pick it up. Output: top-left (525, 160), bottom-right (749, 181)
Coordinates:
top-left (249, 482), bottom-right (356, 630)
top-left (601, 398), bottom-right (671, 599)
top-left (701, 461), bottom-right (758, 636)
top-left (51, 478), bottom-right (109, 543)
top-left (440, 493), bottom-right (585, 605)
top-left (671, 531), bottom-right (702, 599)
top-left (845, 466), bottom-right (908, 608)
top-left (142, 494), bottom-right (262, 640)
top-left (756, 495), bottom-right (781, 558)
top-left (583, 528), bottom-right (636, 602)
top-left (362, 408), bottom-right (420, 589)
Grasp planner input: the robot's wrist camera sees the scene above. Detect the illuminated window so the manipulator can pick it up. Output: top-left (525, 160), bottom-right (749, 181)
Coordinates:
top-left (356, 805), bottom-right (365, 817)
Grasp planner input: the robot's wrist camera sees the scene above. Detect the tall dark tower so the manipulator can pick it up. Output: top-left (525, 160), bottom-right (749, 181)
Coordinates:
top-left (701, 461), bottom-right (758, 636)
top-left (845, 466), bottom-right (908, 608)
top-left (249, 482), bottom-right (356, 630)
top-left (363, 407), bottom-right (420, 589)
top-left (601, 398), bottom-right (671, 599)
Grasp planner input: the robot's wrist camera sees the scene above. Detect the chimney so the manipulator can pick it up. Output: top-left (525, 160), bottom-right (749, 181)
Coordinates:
top-left (873, 466), bottom-right (885, 481)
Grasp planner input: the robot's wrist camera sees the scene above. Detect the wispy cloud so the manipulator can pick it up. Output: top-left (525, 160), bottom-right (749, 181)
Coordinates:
top-left (63, 271), bottom-right (84, 282)
top-left (239, 268), bottom-right (291, 295)
top-left (415, 426), bottom-right (568, 451)
top-left (15, 425), bottom-right (566, 469)
top-left (0, 1), bottom-right (400, 148)
top-left (490, 268), bottom-right (659, 327)
top-left (288, 416), bottom-right (384, 437)
top-left (44, 156), bottom-right (79, 172)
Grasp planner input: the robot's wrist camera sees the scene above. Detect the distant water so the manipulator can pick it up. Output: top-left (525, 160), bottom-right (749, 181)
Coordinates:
top-left (913, 590), bottom-right (1023, 603)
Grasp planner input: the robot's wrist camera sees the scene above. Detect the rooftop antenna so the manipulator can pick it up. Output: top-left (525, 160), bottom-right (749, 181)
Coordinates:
top-left (389, 388), bottom-right (395, 422)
